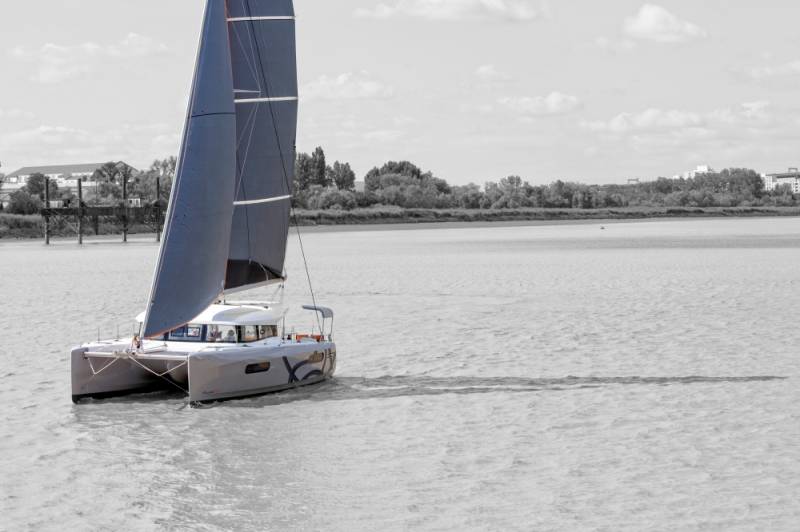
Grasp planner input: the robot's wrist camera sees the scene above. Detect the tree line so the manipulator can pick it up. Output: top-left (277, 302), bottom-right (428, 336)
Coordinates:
top-left (293, 147), bottom-right (794, 210)
top-left (3, 147), bottom-right (798, 215)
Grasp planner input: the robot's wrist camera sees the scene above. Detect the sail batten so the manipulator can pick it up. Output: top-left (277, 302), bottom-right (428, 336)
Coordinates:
top-left (235, 96), bottom-right (297, 104)
top-left (234, 194), bottom-right (291, 206)
top-left (228, 16), bottom-right (295, 21)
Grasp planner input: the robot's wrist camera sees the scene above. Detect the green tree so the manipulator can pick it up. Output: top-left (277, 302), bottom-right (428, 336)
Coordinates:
top-left (452, 183), bottom-right (483, 209)
top-left (493, 175), bottom-right (528, 208)
top-left (25, 173), bottom-right (59, 200)
top-left (132, 158), bottom-right (177, 204)
top-left (92, 162), bottom-right (139, 203)
top-left (308, 188), bottom-right (357, 210)
top-left (294, 152), bottom-right (313, 191)
top-left (310, 147), bottom-right (329, 187)
top-left (365, 161), bottom-right (423, 192)
top-left (328, 161), bottom-right (356, 191)
top-left (152, 156), bottom-right (177, 181)
top-left (8, 189), bottom-right (42, 214)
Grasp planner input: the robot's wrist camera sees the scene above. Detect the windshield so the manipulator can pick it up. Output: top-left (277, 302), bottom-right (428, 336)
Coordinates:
top-left (207, 325), bottom-right (238, 343)
top-left (168, 324), bottom-right (203, 342)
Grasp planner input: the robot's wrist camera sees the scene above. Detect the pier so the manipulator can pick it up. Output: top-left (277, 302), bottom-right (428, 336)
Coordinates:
top-left (40, 176), bottom-right (165, 244)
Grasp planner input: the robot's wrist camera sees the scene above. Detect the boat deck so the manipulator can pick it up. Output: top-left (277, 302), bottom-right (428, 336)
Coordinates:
top-left (84, 343), bottom-right (189, 362)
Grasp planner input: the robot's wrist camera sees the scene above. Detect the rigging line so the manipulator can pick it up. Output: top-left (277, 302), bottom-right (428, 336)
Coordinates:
top-left (230, 20), bottom-right (262, 94)
top-left (235, 99), bottom-right (258, 152)
top-left (234, 102), bottom-right (259, 197)
top-left (244, 0), bottom-right (323, 334)
top-left (234, 6), bottom-right (266, 260)
top-left (237, 105), bottom-right (258, 259)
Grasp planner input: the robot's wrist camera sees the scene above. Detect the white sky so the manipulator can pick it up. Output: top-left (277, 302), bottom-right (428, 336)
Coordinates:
top-left (1, 0), bottom-right (799, 184)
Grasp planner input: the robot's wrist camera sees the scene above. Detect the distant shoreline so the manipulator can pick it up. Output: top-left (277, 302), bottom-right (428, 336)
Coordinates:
top-left (2, 206), bottom-right (799, 240)
top-left (292, 206), bottom-right (800, 227)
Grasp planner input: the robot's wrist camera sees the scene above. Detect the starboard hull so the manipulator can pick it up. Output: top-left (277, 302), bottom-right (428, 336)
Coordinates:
top-left (71, 342), bottom-right (337, 404)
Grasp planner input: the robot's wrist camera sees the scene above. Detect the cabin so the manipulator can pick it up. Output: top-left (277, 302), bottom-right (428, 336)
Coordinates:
top-left (136, 304), bottom-right (284, 344)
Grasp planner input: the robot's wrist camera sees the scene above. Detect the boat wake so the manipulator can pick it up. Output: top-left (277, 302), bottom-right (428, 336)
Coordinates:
top-left (226, 374), bottom-right (787, 407)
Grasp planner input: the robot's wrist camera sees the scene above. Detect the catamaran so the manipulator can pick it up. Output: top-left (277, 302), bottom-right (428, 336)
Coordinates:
top-left (71, 0), bottom-right (337, 403)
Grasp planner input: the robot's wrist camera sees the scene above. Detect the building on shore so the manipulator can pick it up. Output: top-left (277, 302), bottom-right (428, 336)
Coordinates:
top-left (0, 162), bottom-right (136, 207)
top-left (763, 168), bottom-right (800, 193)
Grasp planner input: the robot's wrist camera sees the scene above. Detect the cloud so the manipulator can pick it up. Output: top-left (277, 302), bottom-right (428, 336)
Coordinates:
top-left (0, 108), bottom-right (35, 120)
top-left (301, 71), bottom-right (394, 100)
top-left (584, 102), bottom-right (773, 135)
top-left (595, 36), bottom-right (636, 53)
top-left (475, 64), bottom-right (512, 81)
top-left (363, 129), bottom-right (405, 142)
top-left (0, 123), bottom-right (179, 170)
top-left (583, 108), bottom-right (704, 134)
top-left (709, 101), bottom-right (772, 124)
top-left (742, 60), bottom-right (800, 81)
top-left (11, 33), bottom-right (169, 83)
top-left (497, 92), bottom-right (581, 116)
top-left (298, 109), bottom-right (413, 153)
top-left (354, 0), bottom-right (538, 21)
top-left (1, 125), bottom-right (91, 148)
top-left (581, 102), bottom-right (782, 162)
top-left (623, 4), bottom-right (706, 43)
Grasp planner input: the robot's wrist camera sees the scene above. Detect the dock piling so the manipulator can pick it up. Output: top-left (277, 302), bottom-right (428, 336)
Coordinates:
top-left (122, 175), bottom-right (128, 243)
top-left (44, 177), bottom-right (50, 245)
top-left (77, 180), bottom-right (84, 245)
top-left (156, 177), bottom-right (162, 243)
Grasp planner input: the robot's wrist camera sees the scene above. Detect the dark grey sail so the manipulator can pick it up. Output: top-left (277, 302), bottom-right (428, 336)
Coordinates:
top-left (225, 0), bottom-right (298, 291)
top-left (142, 0), bottom-right (237, 338)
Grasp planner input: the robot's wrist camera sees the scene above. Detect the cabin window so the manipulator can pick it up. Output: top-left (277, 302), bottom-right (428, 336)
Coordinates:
top-left (207, 325), bottom-right (238, 343)
top-left (243, 326), bottom-right (259, 343)
top-left (241, 325), bottom-right (278, 342)
top-left (260, 325), bottom-right (278, 339)
top-left (168, 324), bottom-right (203, 342)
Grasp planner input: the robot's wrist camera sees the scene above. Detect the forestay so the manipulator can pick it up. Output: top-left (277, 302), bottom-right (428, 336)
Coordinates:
top-left (225, 0), bottom-right (298, 291)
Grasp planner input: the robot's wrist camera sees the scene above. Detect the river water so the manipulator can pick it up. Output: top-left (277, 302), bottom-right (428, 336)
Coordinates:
top-left (1, 218), bottom-right (799, 531)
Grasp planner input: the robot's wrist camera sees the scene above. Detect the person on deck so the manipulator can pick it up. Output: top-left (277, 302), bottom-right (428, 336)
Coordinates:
top-left (225, 330), bottom-right (237, 343)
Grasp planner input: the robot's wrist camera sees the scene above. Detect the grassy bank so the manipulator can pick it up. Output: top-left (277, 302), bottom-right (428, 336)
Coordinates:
top-left (3, 206), bottom-right (800, 240)
top-left (0, 213), bottom-right (154, 240)
top-left (292, 206), bottom-right (800, 226)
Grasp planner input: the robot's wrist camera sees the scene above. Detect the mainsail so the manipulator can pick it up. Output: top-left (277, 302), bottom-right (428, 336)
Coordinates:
top-left (226, 0), bottom-right (298, 291)
top-left (143, 0), bottom-right (298, 337)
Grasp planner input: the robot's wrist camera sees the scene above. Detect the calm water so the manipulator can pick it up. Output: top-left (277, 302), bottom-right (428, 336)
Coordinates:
top-left (1, 218), bottom-right (799, 531)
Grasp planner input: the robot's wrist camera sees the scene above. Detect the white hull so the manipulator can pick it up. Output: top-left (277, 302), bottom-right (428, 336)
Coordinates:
top-left (71, 340), bottom-right (337, 403)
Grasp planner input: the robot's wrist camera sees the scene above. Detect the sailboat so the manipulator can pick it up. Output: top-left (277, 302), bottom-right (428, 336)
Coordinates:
top-left (71, 0), bottom-right (337, 403)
